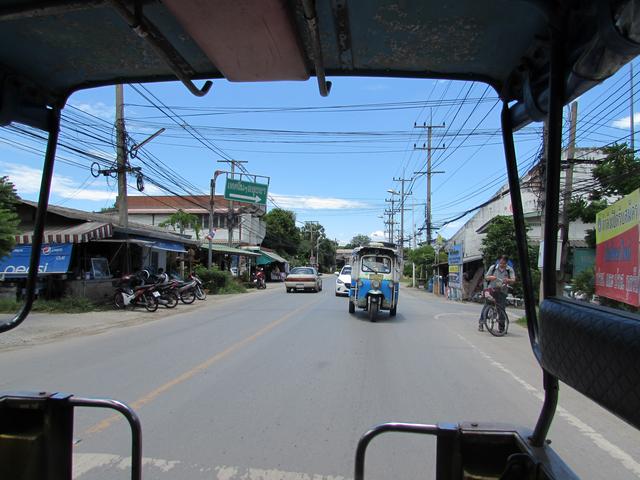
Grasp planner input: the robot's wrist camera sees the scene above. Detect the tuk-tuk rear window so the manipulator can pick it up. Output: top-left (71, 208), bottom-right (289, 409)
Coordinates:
top-left (361, 256), bottom-right (391, 273)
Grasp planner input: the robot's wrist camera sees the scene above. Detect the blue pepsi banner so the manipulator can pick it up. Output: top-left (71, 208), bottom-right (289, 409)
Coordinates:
top-left (0, 243), bottom-right (73, 278)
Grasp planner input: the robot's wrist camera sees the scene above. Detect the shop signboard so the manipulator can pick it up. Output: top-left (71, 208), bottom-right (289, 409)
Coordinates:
top-left (595, 189), bottom-right (640, 306)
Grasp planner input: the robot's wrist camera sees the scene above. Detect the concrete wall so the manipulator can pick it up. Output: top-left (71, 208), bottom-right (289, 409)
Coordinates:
top-left (67, 279), bottom-right (114, 303)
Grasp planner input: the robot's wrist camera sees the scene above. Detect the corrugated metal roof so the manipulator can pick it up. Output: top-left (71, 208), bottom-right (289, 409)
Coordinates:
top-left (15, 222), bottom-right (112, 244)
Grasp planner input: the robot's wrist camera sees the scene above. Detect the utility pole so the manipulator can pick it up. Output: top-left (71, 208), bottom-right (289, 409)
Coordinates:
top-left (382, 210), bottom-right (393, 243)
top-left (392, 176), bottom-right (411, 261)
top-left (559, 102), bottom-right (578, 288)
top-left (306, 221), bottom-right (320, 266)
top-left (384, 196), bottom-right (397, 244)
top-left (217, 160), bottom-right (247, 247)
top-left (414, 117), bottom-right (445, 245)
top-left (114, 84), bottom-right (131, 274)
top-left (115, 84), bottom-right (128, 228)
top-left (208, 170), bottom-right (223, 268)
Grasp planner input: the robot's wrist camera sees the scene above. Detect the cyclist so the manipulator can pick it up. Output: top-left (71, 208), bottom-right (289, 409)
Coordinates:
top-left (478, 255), bottom-right (516, 332)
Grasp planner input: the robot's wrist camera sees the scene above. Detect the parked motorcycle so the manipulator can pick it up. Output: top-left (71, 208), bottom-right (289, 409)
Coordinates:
top-left (113, 274), bottom-right (159, 312)
top-left (152, 284), bottom-right (179, 308)
top-left (174, 278), bottom-right (197, 304)
top-left (189, 273), bottom-right (207, 300)
top-left (150, 271), bottom-right (179, 308)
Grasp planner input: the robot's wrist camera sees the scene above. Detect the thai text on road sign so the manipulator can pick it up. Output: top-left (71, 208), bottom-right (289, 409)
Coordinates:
top-left (224, 179), bottom-right (268, 205)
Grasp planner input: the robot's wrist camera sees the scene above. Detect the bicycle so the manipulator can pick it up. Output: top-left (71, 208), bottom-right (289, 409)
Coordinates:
top-left (480, 287), bottom-right (509, 337)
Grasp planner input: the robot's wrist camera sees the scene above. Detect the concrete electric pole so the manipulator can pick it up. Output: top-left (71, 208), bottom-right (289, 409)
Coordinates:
top-left (414, 118), bottom-right (445, 244)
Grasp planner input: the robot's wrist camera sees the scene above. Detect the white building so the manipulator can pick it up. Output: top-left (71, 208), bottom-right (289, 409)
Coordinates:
top-left (125, 195), bottom-right (266, 246)
top-left (445, 147), bottom-right (606, 295)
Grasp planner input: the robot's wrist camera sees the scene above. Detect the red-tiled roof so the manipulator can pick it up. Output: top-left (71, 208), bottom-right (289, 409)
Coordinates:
top-left (127, 195), bottom-right (256, 212)
top-left (127, 195), bottom-right (215, 210)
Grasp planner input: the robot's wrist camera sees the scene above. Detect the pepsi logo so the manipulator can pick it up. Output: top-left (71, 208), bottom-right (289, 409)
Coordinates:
top-left (42, 246), bottom-right (51, 255)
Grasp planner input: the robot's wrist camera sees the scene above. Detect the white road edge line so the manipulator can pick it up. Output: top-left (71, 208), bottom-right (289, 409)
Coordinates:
top-left (72, 454), bottom-right (352, 480)
top-left (456, 333), bottom-right (640, 478)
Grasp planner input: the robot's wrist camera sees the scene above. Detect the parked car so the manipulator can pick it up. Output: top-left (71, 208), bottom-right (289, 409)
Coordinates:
top-left (335, 265), bottom-right (351, 297)
top-left (285, 267), bottom-right (322, 293)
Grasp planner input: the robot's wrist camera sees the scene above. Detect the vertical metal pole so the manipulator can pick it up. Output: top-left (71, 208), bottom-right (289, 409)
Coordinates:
top-left (0, 107), bottom-right (61, 333)
top-left (531, 16), bottom-right (566, 447)
top-left (501, 103), bottom-right (540, 355)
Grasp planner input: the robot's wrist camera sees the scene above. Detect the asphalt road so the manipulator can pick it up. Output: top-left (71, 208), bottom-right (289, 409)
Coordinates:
top-left (1, 284), bottom-right (639, 479)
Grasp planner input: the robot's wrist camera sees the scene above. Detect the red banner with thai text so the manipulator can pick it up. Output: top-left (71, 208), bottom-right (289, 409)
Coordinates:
top-left (595, 224), bottom-right (639, 306)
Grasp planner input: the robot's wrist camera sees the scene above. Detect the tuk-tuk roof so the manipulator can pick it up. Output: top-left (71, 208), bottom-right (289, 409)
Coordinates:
top-left (352, 244), bottom-right (398, 257)
top-left (2, 1), bottom-right (638, 131)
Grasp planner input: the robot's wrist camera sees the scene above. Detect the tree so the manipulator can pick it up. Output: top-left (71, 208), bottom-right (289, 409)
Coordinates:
top-left (0, 177), bottom-right (20, 259)
top-left (262, 208), bottom-right (300, 256)
top-left (159, 209), bottom-right (201, 239)
top-left (317, 238), bottom-right (338, 272)
top-left (346, 234), bottom-right (371, 248)
top-left (298, 222), bottom-right (321, 263)
top-left (480, 216), bottom-right (520, 266)
top-left (404, 244), bottom-right (438, 278)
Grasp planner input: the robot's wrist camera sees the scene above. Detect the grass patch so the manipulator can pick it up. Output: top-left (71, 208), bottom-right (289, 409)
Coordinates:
top-left (0, 296), bottom-right (107, 314)
top-left (216, 280), bottom-right (247, 294)
top-left (516, 316), bottom-right (527, 328)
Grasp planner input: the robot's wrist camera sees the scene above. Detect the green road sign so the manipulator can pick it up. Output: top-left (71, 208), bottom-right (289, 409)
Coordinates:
top-left (224, 179), bottom-right (269, 205)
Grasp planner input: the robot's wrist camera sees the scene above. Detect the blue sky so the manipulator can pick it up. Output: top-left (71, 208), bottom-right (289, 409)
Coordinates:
top-left (1, 63), bottom-right (637, 246)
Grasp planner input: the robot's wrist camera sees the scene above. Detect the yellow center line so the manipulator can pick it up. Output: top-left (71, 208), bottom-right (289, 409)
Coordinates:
top-left (85, 297), bottom-right (321, 435)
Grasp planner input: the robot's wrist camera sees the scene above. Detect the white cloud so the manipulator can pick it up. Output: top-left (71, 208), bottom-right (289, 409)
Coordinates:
top-left (270, 194), bottom-right (367, 210)
top-left (70, 101), bottom-right (115, 121)
top-left (129, 182), bottom-right (163, 196)
top-left (612, 112), bottom-right (640, 129)
top-left (1, 162), bottom-right (115, 202)
top-left (370, 230), bottom-right (387, 240)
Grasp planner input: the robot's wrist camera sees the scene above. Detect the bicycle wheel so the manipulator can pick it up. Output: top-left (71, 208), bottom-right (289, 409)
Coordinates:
top-left (486, 305), bottom-right (508, 337)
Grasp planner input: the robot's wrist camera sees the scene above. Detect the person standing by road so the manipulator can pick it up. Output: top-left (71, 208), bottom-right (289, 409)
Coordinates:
top-left (478, 255), bottom-right (516, 332)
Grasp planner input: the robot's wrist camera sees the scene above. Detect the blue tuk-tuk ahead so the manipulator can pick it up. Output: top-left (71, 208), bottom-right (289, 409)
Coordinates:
top-left (348, 243), bottom-right (400, 322)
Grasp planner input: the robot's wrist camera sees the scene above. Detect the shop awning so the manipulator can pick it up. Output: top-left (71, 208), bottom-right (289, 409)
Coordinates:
top-left (256, 250), bottom-right (288, 265)
top-left (202, 244), bottom-right (261, 256)
top-left (0, 243), bottom-right (73, 279)
top-left (131, 236), bottom-right (188, 253)
top-left (152, 240), bottom-right (187, 253)
top-left (15, 222), bottom-right (113, 244)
